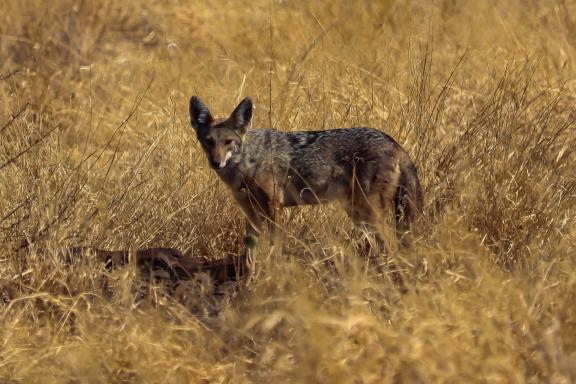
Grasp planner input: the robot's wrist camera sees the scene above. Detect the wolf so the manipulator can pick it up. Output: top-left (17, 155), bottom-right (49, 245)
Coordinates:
top-left (189, 96), bottom-right (423, 249)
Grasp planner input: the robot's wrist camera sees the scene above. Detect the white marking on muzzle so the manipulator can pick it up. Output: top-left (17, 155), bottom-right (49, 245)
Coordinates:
top-left (219, 151), bottom-right (232, 168)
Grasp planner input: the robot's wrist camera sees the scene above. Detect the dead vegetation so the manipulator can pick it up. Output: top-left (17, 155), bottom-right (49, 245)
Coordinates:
top-left (1, 0), bottom-right (576, 382)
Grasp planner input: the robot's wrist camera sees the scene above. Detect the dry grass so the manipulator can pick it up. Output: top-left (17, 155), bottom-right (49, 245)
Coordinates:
top-left (1, 0), bottom-right (576, 382)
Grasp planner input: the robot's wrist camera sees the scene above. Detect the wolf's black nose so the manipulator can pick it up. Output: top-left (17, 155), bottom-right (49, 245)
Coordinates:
top-left (209, 160), bottom-right (222, 169)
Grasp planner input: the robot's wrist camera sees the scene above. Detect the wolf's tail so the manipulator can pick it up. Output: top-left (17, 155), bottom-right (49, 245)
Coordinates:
top-left (394, 162), bottom-right (424, 236)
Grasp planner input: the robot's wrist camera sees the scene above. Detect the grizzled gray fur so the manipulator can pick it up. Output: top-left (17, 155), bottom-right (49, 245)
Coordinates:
top-left (189, 96), bottom-right (423, 247)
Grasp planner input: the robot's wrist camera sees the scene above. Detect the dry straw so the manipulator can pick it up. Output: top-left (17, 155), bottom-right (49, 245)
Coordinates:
top-left (1, 0), bottom-right (575, 382)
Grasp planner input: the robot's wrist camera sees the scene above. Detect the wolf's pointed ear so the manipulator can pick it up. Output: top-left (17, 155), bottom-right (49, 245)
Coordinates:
top-left (230, 97), bottom-right (253, 134)
top-left (189, 96), bottom-right (213, 131)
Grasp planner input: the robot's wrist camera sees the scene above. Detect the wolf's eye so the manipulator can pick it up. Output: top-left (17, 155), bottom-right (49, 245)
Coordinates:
top-left (224, 139), bottom-right (234, 146)
top-left (205, 138), bottom-right (215, 147)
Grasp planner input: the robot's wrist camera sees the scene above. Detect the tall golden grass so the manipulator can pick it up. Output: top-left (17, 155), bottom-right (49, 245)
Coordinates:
top-left (1, 0), bottom-right (576, 382)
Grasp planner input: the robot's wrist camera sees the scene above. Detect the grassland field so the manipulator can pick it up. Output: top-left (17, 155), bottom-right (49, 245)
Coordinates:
top-left (1, 1), bottom-right (576, 382)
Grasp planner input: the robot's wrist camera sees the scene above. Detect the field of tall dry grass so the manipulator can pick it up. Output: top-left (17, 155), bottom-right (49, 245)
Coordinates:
top-left (1, 0), bottom-right (576, 382)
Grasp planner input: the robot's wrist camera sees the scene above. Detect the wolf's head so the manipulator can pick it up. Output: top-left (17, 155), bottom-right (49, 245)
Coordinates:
top-left (189, 96), bottom-right (253, 170)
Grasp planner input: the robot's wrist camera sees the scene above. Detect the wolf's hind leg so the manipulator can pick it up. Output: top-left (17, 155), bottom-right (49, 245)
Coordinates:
top-left (343, 200), bottom-right (385, 256)
top-left (343, 198), bottom-right (405, 289)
